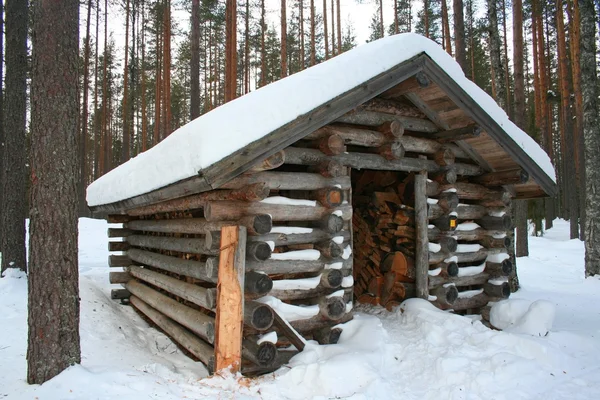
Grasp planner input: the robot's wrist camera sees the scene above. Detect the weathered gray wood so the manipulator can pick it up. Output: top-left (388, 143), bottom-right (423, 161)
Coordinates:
top-left (475, 215), bottom-right (513, 230)
top-left (472, 169), bottom-right (529, 186)
top-left (108, 241), bottom-right (130, 252)
top-left (248, 230), bottom-right (350, 247)
top-left (314, 240), bottom-right (344, 259)
top-left (128, 265), bottom-right (217, 310)
top-left (109, 271), bottom-right (131, 284)
top-left (244, 301), bottom-right (275, 331)
top-left (204, 201), bottom-right (352, 222)
top-left (127, 234), bottom-right (218, 256)
top-left (428, 203), bottom-right (491, 220)
top-left (111, 288), bottom-right (131, 300)
top-left (479, 236), bottom-right (511, 249)
top-left (126, 215), bottom-right (272, 235)
top-left (429, 215), bottom-right (458, 231)
top-left (242, 338), bottom-right (277, 366)
top-left (485, 259), bottom-right (513, 277)
top-left (127, 248), bottom-right (219, 283)
top-left (246, 242), bottom-right (273, 261)
top-left (107, 228), bottom-right (134, 238)
top-left (404, 92), bottom-right (451, 130)
top-left (336, 110), bottom-right (439, 133)
top-left (450, 293), bottom-right (490, 311)
top-left (429, 284), bottom-right (459, 309)
top-left (430, 124), bottom-right (482, 142)
top-left (428, 226), bottom-right (507, 242)
top-left (243, 312), bottom-right (353, 337)
top-left (435, 192), bottom-right (460, 212)
top-left (125, 279), bottom-right (215, 344)
top-left (126, 183), bottom-right (270, 216)
top-left (430, 261), bottom-right (459, 277)
top-left (241, 350), bottom-right (298, 376)
top-left (221, 171), bottom-right (352, 191)
top-left (284, 147), bottom-right (482, 175)
top-left (429, 182), bottom-right (512, 205)
top-left (272, 310), bottom-right (306, 351)
top-left (484, 282), bottom-right (510, 299)
top-left (109, 255), bottom-right (132, 267)
top-left (429, 248), bottom-right (505, 264)
top-left (433, 236), bottom-right (458, 253)
top-left (430, 168), bottom-right (458, 184)
top-left (246, 258), bottom-right (351, 275)
top-left (316, 296), bottom-right (347, 321)
top-left (363, 97), bottom-right (427, 119)
top-left (244, 271), bottom-right (273, 296)
top-left (433, 147), bottom-right (456, 167)
top-left (130, 295), bottom-right (215, 372)
top-left (248, 151), bottom-right (285, 172)
top-left (312, 326), bottom-right (343, 345)
top-left (268, 270), bottom-right (344, 301)
top-left (415, 155), bottom-right (429, 300)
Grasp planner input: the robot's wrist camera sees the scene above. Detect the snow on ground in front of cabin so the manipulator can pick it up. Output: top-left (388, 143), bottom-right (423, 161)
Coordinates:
top-left (2, 218), bottom-right (600, 399)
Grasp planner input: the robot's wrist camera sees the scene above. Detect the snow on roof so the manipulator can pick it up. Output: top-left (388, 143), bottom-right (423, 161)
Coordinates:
top-left (86, 33), bottom-right (555, 207)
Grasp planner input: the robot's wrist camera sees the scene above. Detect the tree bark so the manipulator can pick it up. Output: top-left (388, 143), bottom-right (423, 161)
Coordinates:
top-left (453, 0), bottom-right (466, 70)
top-left (487, 0), bottom-right (506, 110)
top-left (190, 0), bottom-right (200, 119)
top-left (281, 0), bottom-right (287, 77)
top-left (0, 1), bottom-right (4, 258)
top-left (323, 0), bottom-right (329, 58)
top-left (581, 0), bottom-right (600, 276)
top-left (441, 0), bottom-right (452, 55)
top-left (1, 0), bottom-right (29, 275)
top-left (121, 0), bottom-right (131, 162)
top-left (225, 0), bottom-right (237, 103)
top-left (79, 0), bottom-right (93, 215)
top-left (28, 0), bottom-right (81, 383)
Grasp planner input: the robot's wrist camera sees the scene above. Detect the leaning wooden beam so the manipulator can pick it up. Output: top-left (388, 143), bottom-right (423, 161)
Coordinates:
top-left (126, 215), bottom-right (272, 235)
top-left (428, 248), bottom-right (506, 264)
top-left (204, 201), bottom-right (352, 222)
top-left (284, 147), bottom-right (482, 175)
top-left (429, 124), bottom-right (481, 143)
top-left (243, 312), bottom-right (353, 337)
top-left (336, 111), bottom-right (439, 133)
top-left (128, 265), bottom-right (216, 310)
top-left (221, 172), bottom-right (352, 191)
top-left (246, 258), bottom-right (351, 275)
top-left (248, 229), bottom-right (350, 247)
top-left (126, 183), bottom-right (270, 216)
top-left (125, 279), bottom-right (215, 344)
top-left (472, 169), bottom-right (529, 186)
top-left (272, 310), bottom-right (306, 352)
top-left (127, 235), bottom-right (218, 256)
top-left (130, 296), bottom-right (215, 373)
top-left (214, 226), bottom-right (247, 373)
top-left (127, 248), bottom-right (218, 283)
top-left (415, 155), bottom-right (429, 300)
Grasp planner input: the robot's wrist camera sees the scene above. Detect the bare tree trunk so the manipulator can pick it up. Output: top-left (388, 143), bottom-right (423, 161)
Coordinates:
top-left (0, 1), bottom-right (4, 260)
top-left (441, 0), bottom-right (452, 55)
top-left (453, 0), bottom-right (466, 70)
top-left (323, 0), bottom-right (329, 58)
top-left (244, 0), bottom-right (250, 92)
top-left (1, 0), bottom-right (29, 275)
top-left (310, 0), bottom-right (315, 66)
top-left (299, 0), bottom-right (305, 68)
top-left (93, 0), bottom-right (100, 178)
top-left (190, 0), bottom-right (200, 119)
top-left (79, 0), bottom-right (93, 215)
top-left (225, 0), bottom-right (237, 103)
top-left (28, 0), bottom-right (81, 383)
top-left (122, 0), bottom-right (131, 163)
top-left (501, 0), bottom-right (511, 115)
top-left (101, 0), bottom-right (108, 173)
top-left (379, 0), bottom-right (384, 38)
top-left (424, 0), bottom-right (430, 38)
top-left (281, 0), bottom-right (288, 77)
top-left (336, 0), bottom-right (341, 53)
top-left (141, 0), bottom-right (147, 151)
top-left (487, 0), bottom-right (506, 110)
top-left (260, 0), bottom-right (266, 86)
top-left (154, 15), bottom-right (162, 144)
top-left (331, 0), bottom-right (335, 56)
top-left (581, 0), bottom-right (600, 276)
top-left (163, 0), bottom-right (172, 135)
top-left (394, 0), bottom-right (398, 34)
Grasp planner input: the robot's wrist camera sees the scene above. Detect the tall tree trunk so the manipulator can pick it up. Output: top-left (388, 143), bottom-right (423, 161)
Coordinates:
top-left (424, 0), bottom-right (430, 38)
top-left (379, 0), bottom-right (384, 38)
top-left (122, 0), bottom-right (131, 163)
top-left (163, 0), bottom-right (172, 135)
top-left (310, 0), bottom-right (315, 66)
top-left (190, 0), bottom-right (200, 119)
top-left (281, 0), bottom-right (288, 77)
top-left (453, 0), bottom-right (466, 70)
top-left (513, 0), bottom-right (528, 262)
top-left (28, 0), bottom-right (81, 383)
top-left (260, 0), bottom-right (266, 86)
top-left (501, 0), bottom-right (511, 115)
top-left (441, 0), bottom-right (452, 55)
top-left (141, 0), bottom-right (148, 151)
top-left (556, 0), bottom-right (579, 239)
top-left (487, 0), bottom-right (506, 110)
top-left (581, 0), bottom-right (600, 275)
top-left (93, 0), bottom-right (100, 179)
top-left (101, 0), bottom-right (109, 173)
top-left (154, 18), bottom-right (162, 144)
top-left (323, 0), bottom-right (329, 58)
top-left (336, 0), bottom-right (341, 53)
top-left (468, 0), bottom-right (475, 80)
top-left (331, 0), bottom-right (335, 56)
top-left (0, 1), bottom-right (4, 260)
top-left (299, 0), bottom-right (305, 68)
top-left (394, 0), bottom-right (398, 34)
top-left (1, 0), bottom-right (29, 274)
top-left (225, 0), bottom-right (237, 102)
top-left (79, 0), bottom-right (93, 215)
top-left (244, 0), bottom-right (250, 92)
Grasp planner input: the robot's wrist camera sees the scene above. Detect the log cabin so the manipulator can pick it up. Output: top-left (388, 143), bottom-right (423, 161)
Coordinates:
top-left (86, 34), bottom-right (556, 376)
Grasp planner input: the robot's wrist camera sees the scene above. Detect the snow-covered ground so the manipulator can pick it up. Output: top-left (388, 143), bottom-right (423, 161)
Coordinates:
top-left (2, 218), bottom-right (600, 399)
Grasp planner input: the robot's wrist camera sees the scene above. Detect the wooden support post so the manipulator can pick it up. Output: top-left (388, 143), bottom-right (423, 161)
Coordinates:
top-left (214, 226), bottom-right (247, 373)
top-left (415, 155), bottom-right (429, 299)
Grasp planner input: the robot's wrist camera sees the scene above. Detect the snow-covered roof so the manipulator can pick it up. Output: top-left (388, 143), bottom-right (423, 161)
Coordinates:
top-left (87, 33), bottom-right (555, 209)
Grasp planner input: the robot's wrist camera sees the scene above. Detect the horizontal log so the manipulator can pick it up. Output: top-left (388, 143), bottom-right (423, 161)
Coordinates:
top-left (479, 236), bottom-right (511, 249)
top-left (284, 147), bottom-right (482, 175)
top-left (451, 293), bottom-right (490, 311)
top-left (108, 241), bottom-right (129, 252)
top-left (248, 151), bottom-right (285, 172)
top-left (130, 296), bottom-right (215, 372)
top-left (111, 288), bottom-right (131, 300)
top-left (429, 260), bottom-right (512, 288)
top-left (485, 259), bottom-right (513, 277)
top-left (475, 215), bottom-right (513, 231)
top-left (430, 182), bottom-right (512, 205)
top-left (309, 133), bottom-right (347, 155)
top-left (245, 271), bottom-right (273, 296)
top-left (308, 159), bottom-right (347, 177)
top-left (428, 227), bottom-right (507, 242)
top-left (319, 214), bottom-right (345, 233)
top-left (241, 350), bottom-right (297, 376)
top-left (435, 236), bottom-right (458, 253)
top-left (127, 248), bottom-right (218, 283)
top-left (126, 183), bottom-right (270, 216)
top-left (127, 235), bottom-right (217, 256)
top-left (429, 284), bottom-right (459, 309)
top-left (125, 279), bottom-right (215, 344)
top-left (430, 124), bottom-right (482, 143)
top-left (268, 271), bottom-right (344, 301)
top-left (126, 215), bottom-right (272, 235)
top-left (434, 147), bottom-right (455, 166)
top-left (107, 214), bottom-right (131, 223)
top-left (243, 312), bottom-right (353, 337)
top-left (309, 188), bottom-right (344, 208)
top-left (428, 248), bottom-right (506, 264)
top-left (248, 230), bottom-right (351, 247)
top-left (246, 242), bottom-right (273, 262)
top-left (246, 258), bottom-right (351, 275)
top-left (429, 215), bottom-right (458, 231)
top-left (107, 228), bottom-right (134, 238)
top-left (244, 301), bottom-right (275, 331)
top-left (430, 261), bottom-right (459, 277)
top-left (221, 171), bottom-right (351, 191)
top-left (472, 169), bottom-right (529, 186)
top-left (242, 338), bottom-right (277, 366)
top-left (428, 203), bottom-right (489, 220)
top-left (484, 282), bottom-right (510, 299)
top-left (336, 110), bottom-right (439, 133)
top-left (204, 201), bottom-right (352, 222)
top-left (316, 296), bottom-right (347, 321)
top-left (109, 271), bottom-right (131, 284)
top-left (128, 265), bottom-right (216, 310)
top-left (109, 255), bottom-right (132, 267)
top-left (363, 97), bottom-right (427, 119)
top-left (314, 240), bottom-right (344, 259)
top-left (435, 192), bottom-right (460, 212)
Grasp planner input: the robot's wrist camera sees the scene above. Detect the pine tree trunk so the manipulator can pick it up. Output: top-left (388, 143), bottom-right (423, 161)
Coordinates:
top-left (323, 0), bottom-right (329, 58)
top-left (190, 0), bottom-right (200, 119)
top-left (424, 0), bottom-right (430, 38)
top-left (101, 0), bottom-right (109, 173)
top-left (244, 0), bottom-right (250, 92)
top-left (28, 0), bottom-right (81, 383)
top-left (281, 0), bottom-right (288, 77)
top-left (155, 16), bottom-right (162, 144)
top-left (299, 0), bottom-right (305, 68)
top-left (336, 0), bottom-right (341, 53)
top-left (487, 0), bottom-right (506, 110)
top-left (141, 0), bottom-right (148, 151)
top-left (310, 0), bottom-right (316, 66)
top-left (1, 0), bottom-right (29, 275)
top-left (379, 0), bottom-right (384, 38)
top-left (122, 0), bottom-right (131, 163)
top-left (331, 0), bottom-right (335, 56)
top-left (163, 0), bottom-right (172, 135)
top-left (260, 0), bottom-right (266, 86)
top-left (501, 0), bottom-right (511, 115)
top-left (580, 0), bottom-right (600, 276)
top-left (513, 0), bottom-right (528, 260)
top-left (93, 0), bottom-right (100, 178)
top-left (225, 0), bottom-right (237, 103)
top-left (394, 0), bottom-right (398, 34)
top-left (453, 0), bottom-right (466, 70)
top-left (0, 1), bottom-right (4, 260)
top-left (79, 0), bottom-right (92, 215)
top-left (441, 0), bottom-right (452, 55)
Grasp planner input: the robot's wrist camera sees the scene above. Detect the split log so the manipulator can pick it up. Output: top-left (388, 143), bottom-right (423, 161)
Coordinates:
top-left (380, 252), bottom-right (415, 280)
top-left (451, 293), bottom-right (490, 311)
top-left (483, 282), bottom-right (511, 299)
top-left (336, 110), bottom-right (439, 133)
top-left (244, 301), bottom-right (275, 331)
top-left (430, 124), bottom-right (482, 143)
top-left (246, 258), bottom-right (351, 275)
top-left (312, 326), bottom-right (343, 345)
top-left (248, 151), bottom-right (285, 172)
top-left (429, 284), bottom-right (459, 309)
top-left (130, 296), bottom-right (215, 372)
top-left (244, 271), bottom-right (273, 296)
top-left (472, 169), bottom-right (529, 186)
top-left (428, 203), bottom-right (489, 220)
top-left (221, 172), bottom-right (351, 191)
top-left (283, 147), bottom-right (482, 175)
top-left (128, 265), bottom-right (216, 310)
top-left (125, 279), bottom-right (215, 343)
top-left (429, 248), bottom-right (505, 264)
top-left (430, 215), bottom-right (458, 231)
top-left (107, 228), bottom-right (134, 238)
top-left (111, 288), bottom-right (131, 300)
top-left (127, 235), bottom-right (217, 256)
top-left (248, 230), bottom-right (350, 247)
top-left (126, 183), bottom-right (270, 216)
top-left (242, 338), bottom-right (277, 366)
top-left (108, 241), bottom-right (129, 252)
top-left (309, 188), bottom-right (344, 208)
top-left (204, 201), bottom-right (352, 222)
top-left (246, 242), bottom-right (273, 262)
top-left (109, 255), bottom-right (132, 267)
top-left (475, 215), bottom-right (513, 231)
top-left (428, 227), bottom-right (506, 242)
top-left (127, 248), bottom-right (218, 283)
top-left (109, 271), bottom-right (131, 284)
top-left (126, 215), bottom-right (272, 236)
